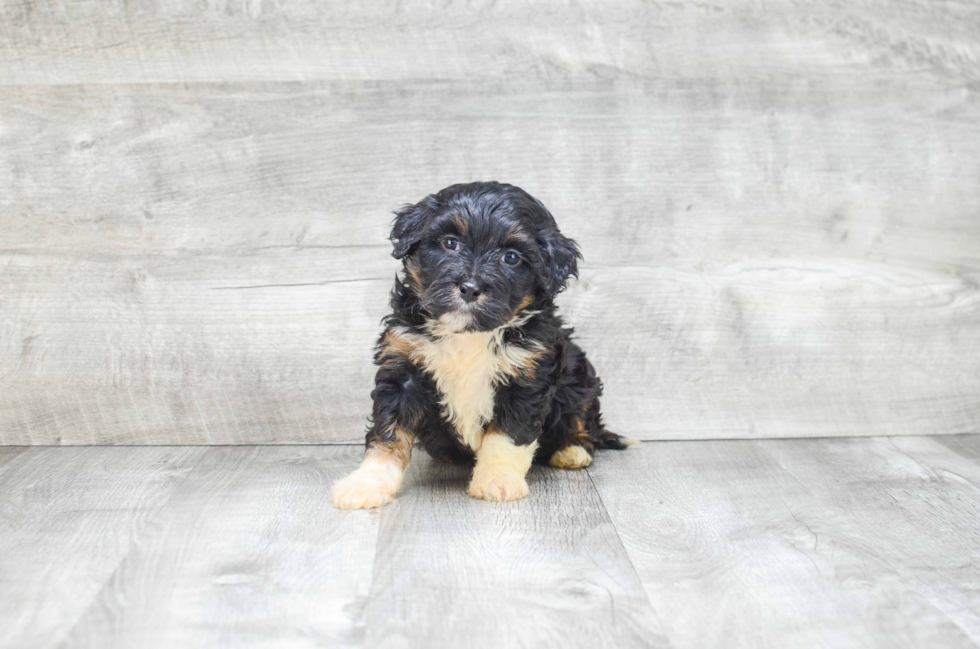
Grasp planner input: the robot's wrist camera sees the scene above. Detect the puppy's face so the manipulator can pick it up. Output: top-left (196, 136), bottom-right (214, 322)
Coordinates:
top-left (390, 182), bottom-right (580, 332)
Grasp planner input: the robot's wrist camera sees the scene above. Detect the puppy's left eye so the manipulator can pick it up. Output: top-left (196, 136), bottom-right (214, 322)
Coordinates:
top-left (442, 237), bottom-right (458, 251)
top-left (502, 250), bottom-right (520, 266)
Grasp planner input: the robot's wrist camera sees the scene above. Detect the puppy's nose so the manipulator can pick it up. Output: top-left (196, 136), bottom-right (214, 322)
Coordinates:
top-left (458, 279), bottom-right (482, 303)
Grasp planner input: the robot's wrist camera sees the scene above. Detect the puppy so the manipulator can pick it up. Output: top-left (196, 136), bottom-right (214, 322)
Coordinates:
top-left (332, 181), bottom-right (631, 509)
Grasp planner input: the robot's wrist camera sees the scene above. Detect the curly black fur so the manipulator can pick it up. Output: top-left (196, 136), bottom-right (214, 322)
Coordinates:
top-left (365, 181), bottom-right (628, 465)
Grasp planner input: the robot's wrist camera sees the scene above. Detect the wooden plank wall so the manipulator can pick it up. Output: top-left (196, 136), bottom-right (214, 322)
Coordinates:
top-left (1, 1), bottom-right (978, 444)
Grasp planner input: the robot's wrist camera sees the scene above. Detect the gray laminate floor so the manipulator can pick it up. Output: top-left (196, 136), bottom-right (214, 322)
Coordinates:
top-left (2, 437), bottom-right (979, 648)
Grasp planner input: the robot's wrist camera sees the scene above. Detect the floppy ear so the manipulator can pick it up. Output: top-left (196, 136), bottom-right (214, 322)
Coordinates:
top-left (538, 227), bottom-right (582, 295)
top-left (390, 196), bottom-right (437, 259)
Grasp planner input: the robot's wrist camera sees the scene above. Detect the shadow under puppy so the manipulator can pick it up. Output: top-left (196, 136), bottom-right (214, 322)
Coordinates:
top-left (333, 181), bottom-right (632, 509)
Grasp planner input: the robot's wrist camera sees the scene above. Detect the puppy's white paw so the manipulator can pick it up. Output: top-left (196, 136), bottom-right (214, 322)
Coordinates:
top-left (550, 445), bottom-right (592, 469)
top-left (467, 470), bottom-right (530, 502)
top-left (332, 468), bottom-right (398, 510)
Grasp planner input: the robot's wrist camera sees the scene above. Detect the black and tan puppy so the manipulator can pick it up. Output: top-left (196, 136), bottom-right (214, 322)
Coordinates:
top-left (333, 181), bottom-right (631, 509)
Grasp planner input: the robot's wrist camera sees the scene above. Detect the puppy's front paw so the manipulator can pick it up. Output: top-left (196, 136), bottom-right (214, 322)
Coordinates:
top-left (467, 470), bottom-right (530, 502)
top-left (332, 468), bottom-right (398, 510)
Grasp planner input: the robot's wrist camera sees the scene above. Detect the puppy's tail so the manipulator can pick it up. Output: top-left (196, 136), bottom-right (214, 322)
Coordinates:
top-left (583, 401), bottom-right (639, 450)
top-left (593, 428), bottom-right (639, 450)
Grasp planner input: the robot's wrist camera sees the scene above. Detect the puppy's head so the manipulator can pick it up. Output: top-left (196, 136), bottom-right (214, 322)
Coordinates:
top-left (390, 182), bottom-right (580, 332)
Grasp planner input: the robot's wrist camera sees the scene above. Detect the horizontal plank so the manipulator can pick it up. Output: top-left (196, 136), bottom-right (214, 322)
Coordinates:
top-left (1, 255), bottom-right (978, 444)
top-left (0, 261), bottom-right (387, 445)
top-left (589, 438), bottom-right (980, 648)
top-left (568, 262), bottom-right (980, 439)
top-left (3, 79), bottom-right (979, 259)
top-left (2, 0), bottom-right (978, 85)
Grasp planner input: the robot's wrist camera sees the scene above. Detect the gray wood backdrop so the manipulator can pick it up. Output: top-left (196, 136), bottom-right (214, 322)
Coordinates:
top-left (1, 0), bottom-right (979, 445)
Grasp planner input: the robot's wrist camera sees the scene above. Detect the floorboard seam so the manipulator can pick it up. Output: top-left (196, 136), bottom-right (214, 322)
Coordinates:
top-left (754, 439), bottom-right (980, 647)
top-left (584, 465), bottom-right (675, 649)
top-left (353, 493), bottom-right (384, 646)
top-left (4, 432), bottom-right (979, 448)
top-left (48, 447), bottom-right (212, 648)
top-left (0, 447), bottom-right (31, 481)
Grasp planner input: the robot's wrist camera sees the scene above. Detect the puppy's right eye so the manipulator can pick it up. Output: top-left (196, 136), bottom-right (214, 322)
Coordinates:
top-left (442, 237), bottom-right (458, 251)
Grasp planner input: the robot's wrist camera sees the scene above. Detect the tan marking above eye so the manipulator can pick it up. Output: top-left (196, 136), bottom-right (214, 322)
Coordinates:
top-left (450, 214), bottom-right (469, 233)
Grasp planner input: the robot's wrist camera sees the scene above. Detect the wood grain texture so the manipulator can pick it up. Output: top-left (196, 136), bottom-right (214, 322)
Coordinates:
top-left (2, 2), bottom-right (979, 444)
top-left (56, 446), bottom-right (379, 648)
top-left (588, 440), bottom-right (979, 648)
top-left (2, 439), bottom-right (980, 647)
top-left (0, 446), bottom-right (206, 649)
top-left (363, 452), bottom-right (669, 648)
top-left (1, 0), bottom-right (979, 84)
top-left (763, 436), bottom-right (980, 644)
top-left (0, 446), bottom-right (28, 473)
top-left (935, 434), bottom-right (980, 466)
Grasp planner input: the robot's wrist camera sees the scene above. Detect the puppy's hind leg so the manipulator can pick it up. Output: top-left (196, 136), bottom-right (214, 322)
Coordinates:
top-left (333, 427), bottom-right (414, 510)
top-left (550, 444), bottom-right (593, 469)
top-left (548, 404), bottom-right (634, 470)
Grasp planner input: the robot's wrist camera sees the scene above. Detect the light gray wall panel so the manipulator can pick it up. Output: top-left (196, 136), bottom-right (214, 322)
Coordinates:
top-left (2, 1), bottom-right (979, 84)
top-left (1, 3), bottom-right (978, 444)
